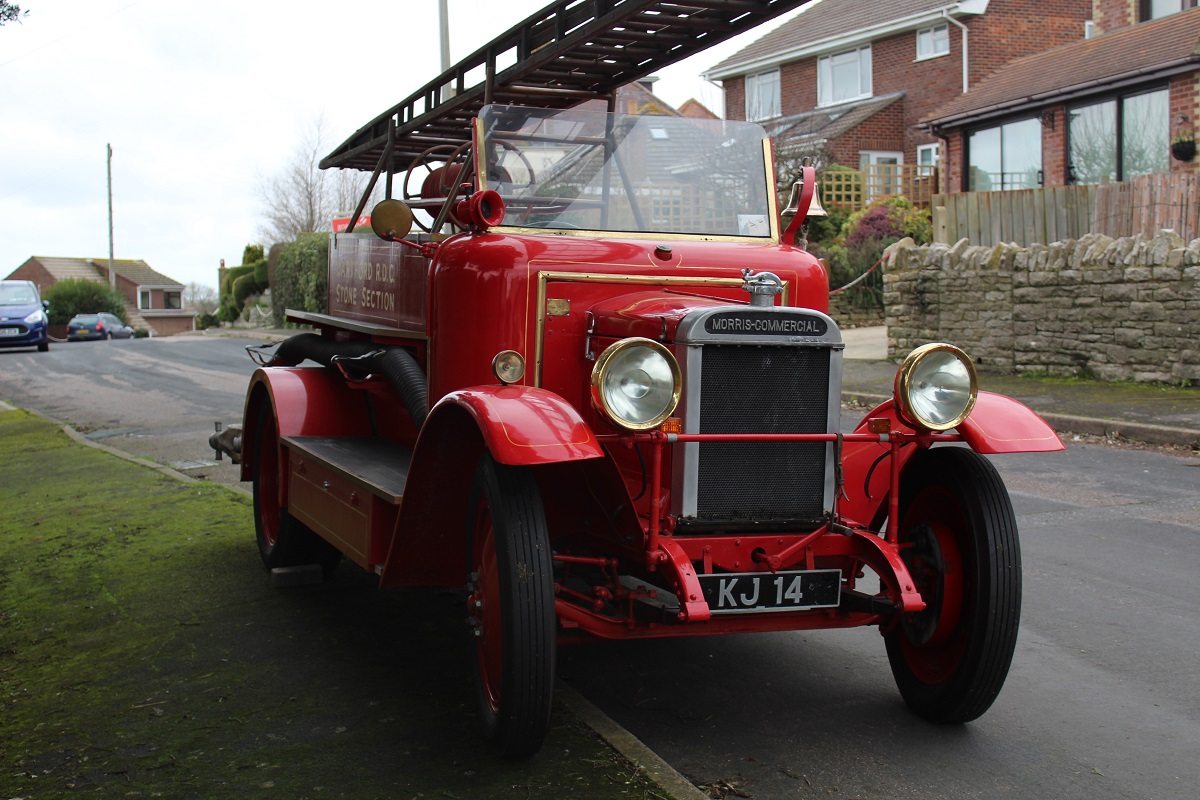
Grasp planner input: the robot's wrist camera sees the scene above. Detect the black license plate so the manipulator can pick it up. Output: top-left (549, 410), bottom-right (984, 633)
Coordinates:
top-left (698, 569), bottom-right (841, 614)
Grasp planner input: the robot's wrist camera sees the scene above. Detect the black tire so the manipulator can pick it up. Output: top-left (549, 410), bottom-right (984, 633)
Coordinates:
top-left (250, 402), bottom-right (341, 576)
top-left (466, 454), bottom-right (555, 757)
top-left (884, 447), bottom-right (1020, 723)
top-left (36, 341), bottom-right (48, 352)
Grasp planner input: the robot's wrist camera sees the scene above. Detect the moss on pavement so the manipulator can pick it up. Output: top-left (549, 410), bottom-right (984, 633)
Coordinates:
top-left (0, 409), bottom-right (671, 799)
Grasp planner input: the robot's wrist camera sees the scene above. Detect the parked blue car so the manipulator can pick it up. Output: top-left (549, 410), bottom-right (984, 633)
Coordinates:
top-left (0, 280), bottom-right (50, 352)
top-left (67, 312), bottom-right (133, 341)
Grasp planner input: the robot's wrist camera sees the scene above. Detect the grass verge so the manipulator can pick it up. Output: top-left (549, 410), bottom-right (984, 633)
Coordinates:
top-left (0, 408), bottom-right (669, 799)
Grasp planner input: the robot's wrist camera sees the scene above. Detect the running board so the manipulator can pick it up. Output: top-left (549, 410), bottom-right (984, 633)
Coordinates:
top-left (281, 436), bottom-right (412, 568)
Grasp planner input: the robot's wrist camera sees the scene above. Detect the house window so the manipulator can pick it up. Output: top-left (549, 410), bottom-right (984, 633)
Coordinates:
top-left (818, 46), bottom-right (871, 107)
top-left (967, 117), bottom-right (1042, 191)
top-left (917, 143), bottom-right (939, 179)
top-left (139, 290), bottom-right (150, 309)
top-left (165, 291), bottom-right (182, 310)
top-left (745, 70), bottom-right (780, 121)
top-left (1140, 0), bottom-right (1198, 21)
top-left (916, 24), bottom-right (950, 60)
top-left (1068, 87), bottom-right (1168, 184)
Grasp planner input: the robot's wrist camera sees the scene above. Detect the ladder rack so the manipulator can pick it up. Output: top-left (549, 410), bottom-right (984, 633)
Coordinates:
top-left (321, 0), bottom-right (811, 173)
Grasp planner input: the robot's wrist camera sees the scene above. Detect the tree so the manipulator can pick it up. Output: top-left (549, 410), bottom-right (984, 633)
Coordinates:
top-left (0, 2), bottom-right (27, 26)
top-left (183, 282), bottom-right (218, 315)
top-left (256, 118), bottom-right (381, 246)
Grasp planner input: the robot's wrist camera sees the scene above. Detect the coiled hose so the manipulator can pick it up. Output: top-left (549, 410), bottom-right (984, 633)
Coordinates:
top-left (269, 333), bottom-right (429, 427)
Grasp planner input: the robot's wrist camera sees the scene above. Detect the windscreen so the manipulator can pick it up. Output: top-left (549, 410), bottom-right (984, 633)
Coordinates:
top-left (478, 104), bottom-right (774, 238)
top-left (0, 283), bottom-right (37, 305)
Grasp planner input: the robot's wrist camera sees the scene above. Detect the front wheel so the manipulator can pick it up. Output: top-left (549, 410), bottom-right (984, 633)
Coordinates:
top-left (885, 447), bottom-right (1021, 723)
top-left (466, 454), bottom-right (555, 757)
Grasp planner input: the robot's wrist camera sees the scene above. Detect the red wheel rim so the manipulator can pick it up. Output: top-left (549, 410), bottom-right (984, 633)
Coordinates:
top-left (899, 485), bottom-right (967, 684)
top-left (471, 504), bottom-right (503, 714)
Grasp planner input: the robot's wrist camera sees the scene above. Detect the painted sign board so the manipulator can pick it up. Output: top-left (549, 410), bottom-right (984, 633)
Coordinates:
top-left (327, 233), bottom-right (427, 332)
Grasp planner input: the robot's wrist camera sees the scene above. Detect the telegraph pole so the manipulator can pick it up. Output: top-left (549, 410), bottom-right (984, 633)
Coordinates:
top-left (106, 143), bottom-right (116, 289)
top-left (438, 0), bottom-right (451, 73)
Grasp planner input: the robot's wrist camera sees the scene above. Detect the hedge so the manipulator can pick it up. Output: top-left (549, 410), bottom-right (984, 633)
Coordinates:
top-left (270, 232), bottom-right (329, 325)
top-left (42, 279), bottom-right (126, 325)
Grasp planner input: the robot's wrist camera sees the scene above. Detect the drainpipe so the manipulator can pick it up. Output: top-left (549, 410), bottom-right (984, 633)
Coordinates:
top-left (943, 10), bottom-right (969, 93)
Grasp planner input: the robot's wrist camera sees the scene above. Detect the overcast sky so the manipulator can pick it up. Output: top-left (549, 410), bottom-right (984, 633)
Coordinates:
top-left (0, 1), bottom-right (805, 291)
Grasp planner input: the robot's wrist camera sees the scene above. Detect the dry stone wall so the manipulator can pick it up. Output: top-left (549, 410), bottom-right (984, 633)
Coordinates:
top-left (882, 231), bottom-right (1200, 385)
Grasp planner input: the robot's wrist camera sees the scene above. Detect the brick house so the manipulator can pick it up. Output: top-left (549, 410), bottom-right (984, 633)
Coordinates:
top-left (6, 257), bottom-right (196, 336)
top-left (924, 2), bottom-right (1200, 191)
top-left (704, 0), bottom-right (1092, 186)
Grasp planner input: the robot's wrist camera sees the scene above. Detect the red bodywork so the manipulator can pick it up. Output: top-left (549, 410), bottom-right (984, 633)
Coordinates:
top-left (243, 3), bottom-right (1063, 752)
top-left (241, 222), bottom-right (1062, 641)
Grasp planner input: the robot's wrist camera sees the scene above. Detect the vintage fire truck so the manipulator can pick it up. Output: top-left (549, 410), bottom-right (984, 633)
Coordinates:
top-left (219, 0), bottom-right (1064, 757)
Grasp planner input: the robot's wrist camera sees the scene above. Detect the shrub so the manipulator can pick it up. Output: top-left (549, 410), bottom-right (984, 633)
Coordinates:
top-left (196, 312), bottom-right (219, 330)
top-left (242, 244), bottom-right (265, 265)
top-left (232, 273), bottom-right (258, 310)
top-left (220, 264), bottom-right (253, 296)
top-left (43, 279), bottom-right (127, 325)
top-left (252, 258), bottom-right (268, 286)
top-left (270, 232), bottom-right (329, 325)
top-left (812, 195), bottom-right (932, 315)
top-left (133, 328), bottom-right (150, 339)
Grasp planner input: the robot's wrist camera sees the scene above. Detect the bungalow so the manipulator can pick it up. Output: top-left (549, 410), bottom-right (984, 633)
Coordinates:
top-left (923, 2), bottom-right (1200, 191)
top-left (6, 256), bottom-right (196, 336)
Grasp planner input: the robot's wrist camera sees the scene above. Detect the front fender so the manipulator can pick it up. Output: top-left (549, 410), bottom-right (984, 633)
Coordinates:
top-left (431, 385), bottom-right (604, 465)
top-left (958, 391), bottom-right (1065, 454)
top-left (839, 391), bottom-right (1063, 528)
top-left (378, 385), bottom-right (603, 589)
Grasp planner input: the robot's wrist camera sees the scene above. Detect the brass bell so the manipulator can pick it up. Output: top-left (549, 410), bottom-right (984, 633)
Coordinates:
top-left (783, 177), bottom-right (828, 218)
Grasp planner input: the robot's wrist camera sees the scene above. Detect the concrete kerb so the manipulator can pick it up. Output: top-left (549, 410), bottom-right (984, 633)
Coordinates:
top-left (0, 398), bottom-right (708, 800)
top-left (842, 391), bottom-right (1200, 448)
top-left (558, 683), bottom-right (711, 800)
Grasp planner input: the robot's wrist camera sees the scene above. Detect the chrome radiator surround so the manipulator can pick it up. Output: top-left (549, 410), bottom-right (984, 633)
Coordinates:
top-left (671, 306), bottom-right (843, 530)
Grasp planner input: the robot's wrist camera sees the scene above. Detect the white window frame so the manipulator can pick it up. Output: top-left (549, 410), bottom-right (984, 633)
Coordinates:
top-left (818, 45), bottom-right (872, 107)
top-left (859, 150), bottom-right (904, 200)
top-left (916, 24), bottom-right (950, 60)
top-left (917, 143), bottom-right (940, 180)
top-left (744, 69), bottom-right (780, 122)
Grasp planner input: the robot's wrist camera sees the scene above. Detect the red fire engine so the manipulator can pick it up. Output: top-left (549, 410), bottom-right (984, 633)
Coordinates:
top-left (218, 0), bottom-right (1064, 756)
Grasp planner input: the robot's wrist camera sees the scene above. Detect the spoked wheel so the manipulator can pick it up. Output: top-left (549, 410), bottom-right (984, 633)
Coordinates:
top-left (884, 447), bottom-right (1020, 723)
top-left (465, 454), bottom-right (555, 757)
top-left (251, 401), bottom-right (341, 576)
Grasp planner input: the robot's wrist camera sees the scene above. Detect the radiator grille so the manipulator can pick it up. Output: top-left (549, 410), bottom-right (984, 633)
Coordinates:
top-left (693, 345), bottom-right (830, 527)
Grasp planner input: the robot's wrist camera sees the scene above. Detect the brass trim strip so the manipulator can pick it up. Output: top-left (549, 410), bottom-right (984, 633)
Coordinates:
top-left (763, 138), bottom-right (781, 240)
top-left (493, 226), bottom-right (776, 244)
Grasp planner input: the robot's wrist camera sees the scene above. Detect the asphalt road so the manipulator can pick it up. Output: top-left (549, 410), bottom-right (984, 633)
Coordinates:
top-left (3, 333), bottom-right (1198, 799)
top-left (0, 333), bottom-right (259, 485)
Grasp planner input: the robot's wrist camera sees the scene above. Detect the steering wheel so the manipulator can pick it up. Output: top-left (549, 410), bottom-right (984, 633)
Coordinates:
top-left (403, 142), bottom-right (472, 231)
top-left (488, 138), bottom-right (537, 189)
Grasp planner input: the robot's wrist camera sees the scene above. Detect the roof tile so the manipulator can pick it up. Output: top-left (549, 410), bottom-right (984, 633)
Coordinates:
top-left (708, 0), bottom-right (961, 76)
top-left (925, 8), bottom-right (1200, 126)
